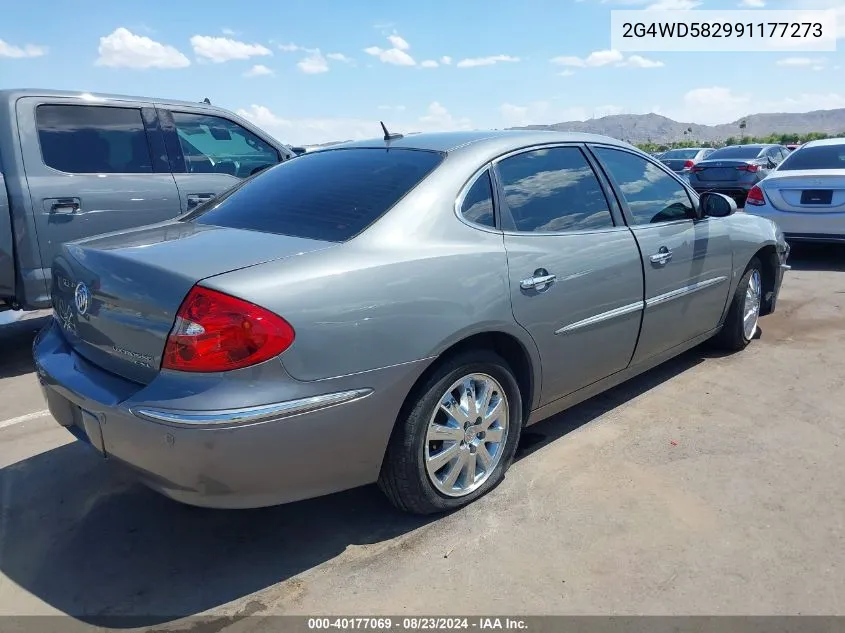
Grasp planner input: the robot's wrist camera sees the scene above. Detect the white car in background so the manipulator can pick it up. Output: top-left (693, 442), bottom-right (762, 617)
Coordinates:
top-left (744, 137), bottom-right (845, 244)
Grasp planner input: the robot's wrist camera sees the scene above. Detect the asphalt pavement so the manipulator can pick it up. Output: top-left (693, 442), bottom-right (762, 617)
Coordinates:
top-left (0, 244), bottom-right (842, 627)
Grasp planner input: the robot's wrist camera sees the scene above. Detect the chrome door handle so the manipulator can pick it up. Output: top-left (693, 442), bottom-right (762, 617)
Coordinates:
top-left (187, 193), bottom-right (216, 209)
top-left (649, 248), bottom-right (673, 265)
top-left (520, 273), bottom-right (557, 290)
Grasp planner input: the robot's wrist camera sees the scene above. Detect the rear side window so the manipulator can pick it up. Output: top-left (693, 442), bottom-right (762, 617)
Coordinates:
top-left (36, 105), bottom-right (153, 174)
top-left (778, 144), bottom-right (845, 171)
top-left (460, 170), bottom-right (495, 228)
top-left (496, 146), bottom-right (614, 233)
top-left (190, 148), bottom-right (444, 242)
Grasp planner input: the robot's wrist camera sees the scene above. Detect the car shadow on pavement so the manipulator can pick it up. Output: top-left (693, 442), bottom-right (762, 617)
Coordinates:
top-left (0, 315), bottom-right (49, 379)
top-left (0, 345), bottom-right (711, 627)
top-left (786, 243), bottom-right (845, 272)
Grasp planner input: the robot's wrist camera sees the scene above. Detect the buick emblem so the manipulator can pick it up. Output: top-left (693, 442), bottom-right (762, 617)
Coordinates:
top-left (74, 282), bottom-right (90, 316)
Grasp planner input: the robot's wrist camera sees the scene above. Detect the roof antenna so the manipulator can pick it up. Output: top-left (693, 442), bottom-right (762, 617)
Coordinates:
top-left (202, 97), bottom-right (211, 105)
top-left (380, 121), bottom-right (403, 141)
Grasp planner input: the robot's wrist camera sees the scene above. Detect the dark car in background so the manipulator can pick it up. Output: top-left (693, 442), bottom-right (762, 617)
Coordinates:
top-left (659, 147), bottom-right (715, 177)
top-left (687, 144), bottom-right (790, 207)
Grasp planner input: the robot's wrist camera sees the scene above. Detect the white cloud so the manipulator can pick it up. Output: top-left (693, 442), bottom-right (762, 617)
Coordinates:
top-left (95, 28), bottom-right (189, 69)
top-left (441, 56), bottom-right (453, 65)
top-left (559, 69), bottom-right (576, 77)
top-left (298, 51), bottom-right (329, 74)
top-left (456, 55), bottom-right (520, 68)
top-left (551, 49), bottom-right (663, 68)
top-left (586, 49), bottom-right (625, 66)
top-left (420, 60), bottom-right (439, 68)
top-left (244, 64), bottom-right (273, 77)
top-left (623, 54), bottom-right (665, 68)
top-left (776, 56), bottom-right (825, 67)
top-left (237, 101), bottom-right (471, 146)
top-left (364, 33), bottom-right (418, 66)
top-left (365, 45), bottom-right (416, 66)
top-left (326, 52), bottom-right (354, 63)
top-left (666, 86), bottom-right (845, 125)
top-left (0, 39), bottom-right (48, 59)
top-left (190, 35), bottom-right (272, 63)
top-left (278, 42), bottom-right (301, 52)
top-left (387, 34), bottom-right (410, 51)
top-left (221, 28), bottom-right (240, 36)
top-left (645, 0), bottom-right (701, 9)
top-left (738, 0), bottom-right (765, 6)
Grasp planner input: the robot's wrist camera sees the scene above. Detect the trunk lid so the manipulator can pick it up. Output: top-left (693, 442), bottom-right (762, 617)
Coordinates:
top-left (51, 220), bottom-right (334, 384)
top-left (761, 170), bottom-right (845, 212)
top-left (692, 159), bottom-right (763, 182)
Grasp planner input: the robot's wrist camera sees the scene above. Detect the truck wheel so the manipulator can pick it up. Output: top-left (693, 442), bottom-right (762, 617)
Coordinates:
top-left (378, 350), bottom-right (523, 515)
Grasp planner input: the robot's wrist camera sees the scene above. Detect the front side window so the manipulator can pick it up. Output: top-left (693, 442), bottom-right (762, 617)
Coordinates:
top-left (189, 148), bottom-right (444, 242)
top-left (495, 147), bottom-right (614, 233)
top-left (37, 104), bottom-right (153, 174)
top-left (593, 147), bottom-right (694, 226)
top-left (170, 112), bottom-right (280, 178)
top-left (460, 170), bottom-right (495, 228)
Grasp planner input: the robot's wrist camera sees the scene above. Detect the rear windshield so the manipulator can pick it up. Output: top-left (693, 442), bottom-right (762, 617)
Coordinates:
top-left (707, 146), bottom-right (763, 159)
top-left (662, 149), bottom-right (699, 159)
top-left (187, 147), bottom-right (444, 242)
top-left (778, 144), bottom-right (845, 171)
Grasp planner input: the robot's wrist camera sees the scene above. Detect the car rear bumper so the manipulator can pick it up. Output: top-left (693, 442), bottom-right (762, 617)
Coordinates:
top-left (33, 319), bottom-right (424, 509)
top-left (744, 206), bottom-right (845, 242)
top-left (691, 184), bottom-right (753, 204)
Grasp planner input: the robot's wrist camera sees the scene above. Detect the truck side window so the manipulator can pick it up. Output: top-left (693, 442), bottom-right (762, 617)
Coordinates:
top-left (36, 105), bottom-right (153, 174)
top-left (170, 112), bottom-right (280, 178)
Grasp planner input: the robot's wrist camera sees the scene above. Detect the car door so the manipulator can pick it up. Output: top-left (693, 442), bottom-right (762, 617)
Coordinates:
top-left (17, 98), bottom-right (180, 277)
top-left (589, 144), bottom-right (733, 364)
top-left (493, 144), bottom-right (645, 405)
top-left (158, 108), bottom-right (283, 212)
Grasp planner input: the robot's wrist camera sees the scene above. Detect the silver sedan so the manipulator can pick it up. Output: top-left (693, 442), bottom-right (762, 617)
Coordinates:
top-left (34, 130), bottom-right (790, 514)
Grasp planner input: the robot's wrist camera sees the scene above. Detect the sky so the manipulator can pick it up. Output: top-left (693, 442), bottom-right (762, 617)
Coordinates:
top-left (1, 0), bottom-right (845, 146)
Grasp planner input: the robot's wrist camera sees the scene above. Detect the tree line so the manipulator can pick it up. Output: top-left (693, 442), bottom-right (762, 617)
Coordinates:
top-left (635, 131), bottom-right (843, 154)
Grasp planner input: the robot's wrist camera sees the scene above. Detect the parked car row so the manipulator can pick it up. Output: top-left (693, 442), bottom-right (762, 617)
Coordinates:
top-left (686, 143), bottom-right (791, 207)
top-left (742, 137), bottom-right (845, 244)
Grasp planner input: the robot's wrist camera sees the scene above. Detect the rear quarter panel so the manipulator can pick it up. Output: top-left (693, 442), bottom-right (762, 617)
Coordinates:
top-left (200, 151), bottom-right (542, 400)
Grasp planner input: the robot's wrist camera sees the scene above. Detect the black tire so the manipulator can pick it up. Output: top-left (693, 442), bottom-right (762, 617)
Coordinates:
top-left (378, 350), bottom-right (524, 515)
top-left (712, 257), bottom-right (763, 352)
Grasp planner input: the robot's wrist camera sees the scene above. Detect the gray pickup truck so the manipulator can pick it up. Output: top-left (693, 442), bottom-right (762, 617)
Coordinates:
top-left (0, 89), bottom-right (297, 312)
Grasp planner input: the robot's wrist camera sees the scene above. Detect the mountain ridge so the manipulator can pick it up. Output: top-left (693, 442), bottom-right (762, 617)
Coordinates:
top-left (507, 108), bottom-right (845, 144)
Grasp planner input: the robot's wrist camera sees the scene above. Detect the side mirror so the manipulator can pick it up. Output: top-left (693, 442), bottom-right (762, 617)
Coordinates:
top-left (290, 146), bottom-right (307, 156)
top-left (699, 192), bottom-right (737, 218)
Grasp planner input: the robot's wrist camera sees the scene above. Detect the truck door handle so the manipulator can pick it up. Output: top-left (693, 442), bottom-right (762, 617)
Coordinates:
top-left (520, 271), bottom-right (557, 291)
top-left (187, 193), bottom-right (216, 209)
top-left (49, 198), bottom-right (80, 214)
top-left (649, 247), bottom-right (673, 266)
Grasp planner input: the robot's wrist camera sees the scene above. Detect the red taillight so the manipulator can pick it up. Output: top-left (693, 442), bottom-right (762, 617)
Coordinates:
top-left (162, 286), bottom-right (295, 373)
top-left (746, 185), bottom-right (766, 206)
top-left (683, 159), bottom-right (695, 169)
top-left (737, 163), bottom-right (759, 172)
top-left (690, 165), bottom-right (705, 173)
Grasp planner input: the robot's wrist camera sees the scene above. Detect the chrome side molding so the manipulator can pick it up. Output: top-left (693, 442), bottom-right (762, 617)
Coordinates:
top-left (131, 388), bottom-right (373, 428)
top-left (555, 301), bottom-right (644, 335)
